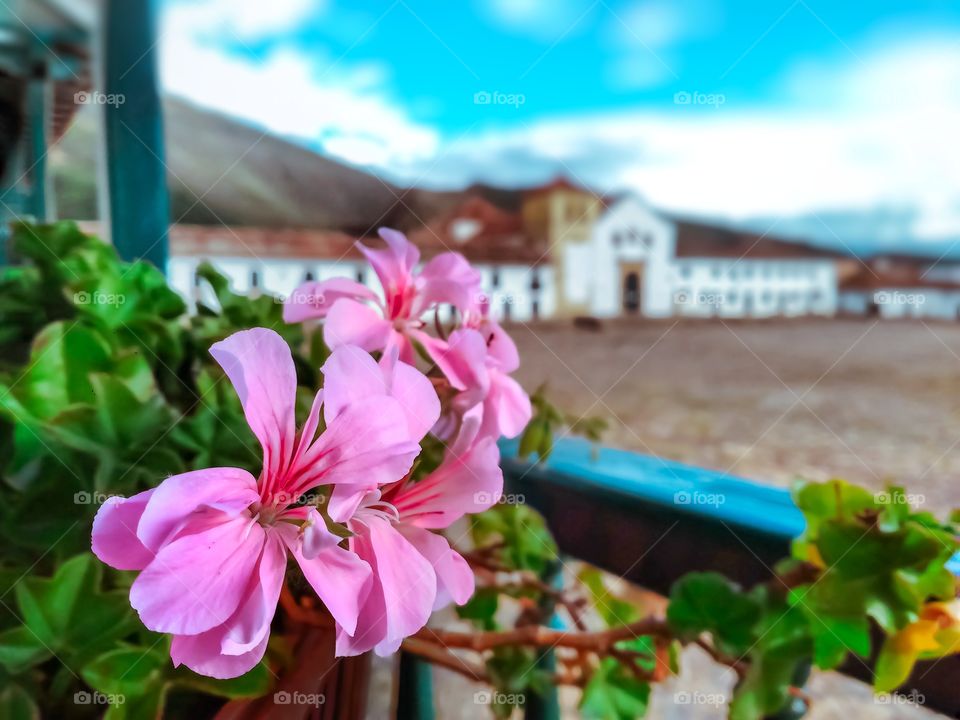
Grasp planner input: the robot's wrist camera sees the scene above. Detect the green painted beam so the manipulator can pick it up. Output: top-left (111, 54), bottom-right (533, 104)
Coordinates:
top-left (396, 651), bottom-right (435, 720)
top-left (24, 73), bottom-right (47, 221)
top-left (100, 0), bottom-right (168, 271)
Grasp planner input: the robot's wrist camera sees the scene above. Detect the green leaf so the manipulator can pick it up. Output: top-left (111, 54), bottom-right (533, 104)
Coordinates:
top-left (667, 573), bottom-right (762, 655)
top-left (0, 626), bottom-right (52, 673)
top-left (0, 684), bottom-right (40, 720)
top-left (15, 554), bottom-right (101, 646)
top-left (82, 647), bottom-right (167, 698)
top-left (457, 588), bottom-right (499, 630)
top-left (580, 658), bottom-right (650, 719)
top-left (579, 567), bottom-right (639, 627)
top-left (171, 661), bottom-right (273, 699)
top-left (9, 323), bottom-right (112, 419)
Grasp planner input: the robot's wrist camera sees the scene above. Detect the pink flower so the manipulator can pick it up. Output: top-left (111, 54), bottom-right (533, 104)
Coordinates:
top-left (91, 328), bottom-right (439, 678)
top-left (283, 228), bottom-right (482, 364)
top-left (334, 420), bottom-right (504, 656)
top-left (428, 311), bottom-right (532, 441)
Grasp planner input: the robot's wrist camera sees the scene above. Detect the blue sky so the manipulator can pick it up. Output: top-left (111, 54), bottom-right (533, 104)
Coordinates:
top-left (160, 0), bottom-right (960, 252)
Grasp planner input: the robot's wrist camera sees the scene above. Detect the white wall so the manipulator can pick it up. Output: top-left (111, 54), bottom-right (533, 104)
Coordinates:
top-left (167, 257), bottom-right (371, 310)
top-left (842, 288), bottom-right (960, 320)
top-left (477, 263), bottom-right (557, 322)
top-left (669, 259), bottom-right (837, 318)
top-left (589, 195), bottom-right (675, 318)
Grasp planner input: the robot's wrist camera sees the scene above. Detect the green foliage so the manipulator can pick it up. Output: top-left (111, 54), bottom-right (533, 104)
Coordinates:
top-left (580, 657), bottom-right (651, 719)
top-left (518, 384), bottom-right (609, 462)
top-left (4, 222), bottom-right (959, 720)
top-left (472, 503), bottom-right (558, 575)
top-left (0, 223), bottom-right (297, 717)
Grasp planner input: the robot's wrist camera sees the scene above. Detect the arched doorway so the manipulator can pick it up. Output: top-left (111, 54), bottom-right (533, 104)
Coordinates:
top-left (623, 271), bottom-right (641, 314)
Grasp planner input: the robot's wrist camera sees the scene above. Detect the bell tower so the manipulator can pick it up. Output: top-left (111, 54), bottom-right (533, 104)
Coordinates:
top-left (521, 177), bottom-right (602, 317)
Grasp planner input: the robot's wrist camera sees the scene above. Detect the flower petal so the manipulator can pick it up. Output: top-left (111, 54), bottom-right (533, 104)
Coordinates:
top-left (336, 516), bottom-right (436, 657)
top-left (420, 329), bottom-right (489, 404)
top-left (320, 345), bottom-right (387, 426)
top-left (482, 320), bottom-right (520, 374)
top-left (210, 328), bottom-right (298, 481)
top-left (323, 298), bottom-right (392, 353)
top-left (483, 373), bottom-right (532, 439)
top-left (414, 252), bottom-right (482, 315)
top-left (136, 467), bottom-right (259, 552)
top-left (358, 229), bottom-right (420, 297)
top-left (91, 489), bottom-right (156, 571)
top-left (130, 514), bottom-right (265, 635)
top-left (220, 531), bottom-right (287, 656)
top-left (392, 437), bottom-right (503, 529)
top-left (298, 507), bottom-right (342, 560)
top-left (399, 526), bottom-right (474, 610)
top-left (380, 348), bottom-right (440, 442)
top-left (292, 397), bottom-right (420, 496)
top-left (170, 631), bottom-right (268, 680)
top-left (277, 523), bottom-right (372, 637)
top-left (284, 278), bottom-right (378, 323)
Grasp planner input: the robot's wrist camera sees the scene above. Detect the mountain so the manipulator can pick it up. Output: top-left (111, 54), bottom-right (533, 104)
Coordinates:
top-left (49, 96), bottom-right (509, 233)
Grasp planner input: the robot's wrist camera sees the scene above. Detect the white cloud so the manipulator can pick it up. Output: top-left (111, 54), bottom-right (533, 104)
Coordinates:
top-left (160, 0), bottom-right (439, 168)
top-left (476, 0), bottom-right (596, 41)
top-left (604, 0), bottom-right (718, 89)
top-left (167, 0), bottom-right (321, 42)
top-left (383, 35), bottom-right (960, 243)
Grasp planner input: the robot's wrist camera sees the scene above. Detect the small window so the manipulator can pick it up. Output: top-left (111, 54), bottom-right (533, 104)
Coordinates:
top-left (304, 270), bottom-right (314, 282)
top-left (613, 232), bottom-right (622, 247)
top-left (356, 268), bottom-right (365, 284)
top-left (250, 270), bottom-right (260, 288)
top-left (530, 268), bottom-right (541, 291)
top-left (491, 267), bottom-right (501, 288)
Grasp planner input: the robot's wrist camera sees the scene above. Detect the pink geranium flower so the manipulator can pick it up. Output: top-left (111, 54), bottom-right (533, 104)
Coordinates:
top-left (334, 420), bottom-right (504, 656)
top-left (91, 328), bottom-right (438, 678)
top-left (283, 228), bottom-right (482, 364)
top-left (428, 304), bottom-right (532, 441)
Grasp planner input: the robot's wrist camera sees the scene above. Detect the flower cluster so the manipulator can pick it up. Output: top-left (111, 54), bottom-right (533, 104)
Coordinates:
top-left (91, 229), bottom-right (531, 678)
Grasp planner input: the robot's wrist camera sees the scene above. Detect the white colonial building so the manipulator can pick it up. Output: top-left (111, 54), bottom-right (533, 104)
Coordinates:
top-left (583, 195), bottom-right (839, 319)
top-left (148, 179), bottom-right (958, 323)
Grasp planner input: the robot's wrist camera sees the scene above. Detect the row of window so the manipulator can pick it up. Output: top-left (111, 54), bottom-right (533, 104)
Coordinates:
top-left (612, 229), bottom-right (652, 248)
top-left (192, 265), bottom-right (546, 300)
top-left (677, 262), bottom-right (826, 281)
top-left (675, 288), bottom-right (825, 307)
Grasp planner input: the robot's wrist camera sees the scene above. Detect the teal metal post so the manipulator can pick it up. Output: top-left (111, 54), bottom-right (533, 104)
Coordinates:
top-left (100, 0), bottom-right (169, 270)
top-left (24, 71), bottom-right (47, 221)
top-left (396, 651), bottom-right (435, 720)
top-left (523, 558), bottom-right (561, 720)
